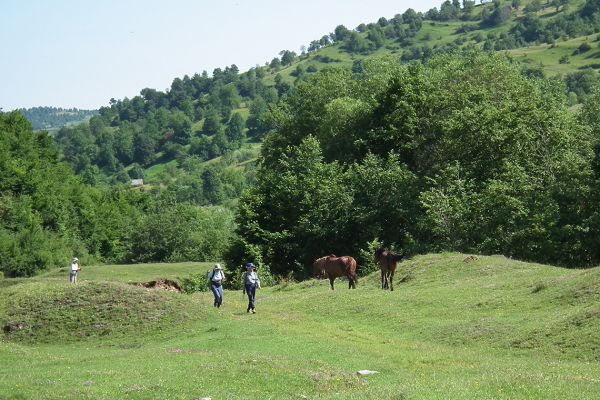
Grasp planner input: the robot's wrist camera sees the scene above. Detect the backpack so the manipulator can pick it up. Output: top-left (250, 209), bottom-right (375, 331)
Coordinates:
top-left (208, 270), bottom-right (224, 284)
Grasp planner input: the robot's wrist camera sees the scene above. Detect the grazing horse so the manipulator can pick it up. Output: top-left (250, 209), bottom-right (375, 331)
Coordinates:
top-left (313, 255), bottom-right (358, 290)
top-left (374, 247), bottom-right (403, 291)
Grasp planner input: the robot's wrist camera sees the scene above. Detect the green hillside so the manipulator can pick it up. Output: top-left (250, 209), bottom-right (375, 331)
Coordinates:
top-left (1, 254), bottom-right (598, 399)
top-left (53, 0), bottom-right (600, 191)
top-left (275, 0), bottom-right (600, 83)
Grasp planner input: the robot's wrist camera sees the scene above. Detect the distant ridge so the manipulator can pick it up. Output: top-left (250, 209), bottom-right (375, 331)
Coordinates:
top-left (20, 106), bottom-right (98, 131)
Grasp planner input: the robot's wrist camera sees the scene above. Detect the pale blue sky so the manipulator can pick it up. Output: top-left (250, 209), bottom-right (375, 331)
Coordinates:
top-left (1, 0), bottom-right (441, 110)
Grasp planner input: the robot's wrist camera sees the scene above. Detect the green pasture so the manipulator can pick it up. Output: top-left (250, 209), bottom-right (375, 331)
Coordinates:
top-left (37, 261), bottom-right (209, 285)
top-left (0, 253), bottom-right (598, 399)
top-left (509, 35), bottom-right (600, 75)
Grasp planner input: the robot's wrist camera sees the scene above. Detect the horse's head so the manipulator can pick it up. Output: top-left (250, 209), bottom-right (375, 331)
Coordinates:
top-left (313, 256), bottom-right (328, 278)
top-left (374, 247), bottom-right (387, 261)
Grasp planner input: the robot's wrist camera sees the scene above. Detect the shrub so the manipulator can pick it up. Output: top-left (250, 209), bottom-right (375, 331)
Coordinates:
top-left (578, 42), bottom-right (592, 53)
top-left (358, 238), bottom-right (384, 277)
top-left (180, 272), bottom-right (211, 293)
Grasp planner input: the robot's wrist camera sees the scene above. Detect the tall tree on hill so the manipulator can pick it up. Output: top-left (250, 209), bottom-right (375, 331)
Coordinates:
top-left (169, 111), bottom-right (193, 145)
top-left (439, 0), bottom-right (460, 20)
top-left (462, 0), bottom-right (475, 15)
top-left (202, 109), bottom-right (224, 136)
top-left (269, 57), bottom-right (282, 70)
top-left (334, 24), bottom-right (351, 41)
top-left (226, 112), bottom-right (246, 147)
top-left (367, 26), bottom-right (386, 49)
top-left (133, 134), bottom-right (154, 167)
top-left (280, 50), bottom-right (297, 66)
top-left (246, 96), bottom-right (270, 138)
top-left (345, 31), bottom-right (370, 53)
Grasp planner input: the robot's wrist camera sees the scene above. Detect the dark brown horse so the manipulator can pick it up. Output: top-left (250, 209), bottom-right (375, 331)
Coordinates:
top-left (313, 255), bottom-right (358, 290)
top-left (374, 247), bottom-right (403, 291)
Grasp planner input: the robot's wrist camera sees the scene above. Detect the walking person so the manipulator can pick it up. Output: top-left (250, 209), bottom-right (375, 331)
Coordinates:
top-left (209, 263), bottom-right (225, 308)
top-left (69, 257), bottom-right (81, 283)
top-left (242, 262), bottom-right (261, 313)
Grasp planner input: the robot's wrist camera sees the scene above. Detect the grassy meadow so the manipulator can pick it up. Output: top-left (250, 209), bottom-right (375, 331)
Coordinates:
top-left (0, 253), bottom-right (598, 399)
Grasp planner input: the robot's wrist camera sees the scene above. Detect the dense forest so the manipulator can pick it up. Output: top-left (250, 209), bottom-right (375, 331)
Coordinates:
top-left (2, 0), bottom-right (600, 278)
top-left (20, 107), bottom-right (98, 131)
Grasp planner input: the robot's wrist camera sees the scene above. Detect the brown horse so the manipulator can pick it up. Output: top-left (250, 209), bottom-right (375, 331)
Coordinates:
top-left (313, 255), bottom-right (358, 290)
top-left (374, 247), bottom-right (403, 291)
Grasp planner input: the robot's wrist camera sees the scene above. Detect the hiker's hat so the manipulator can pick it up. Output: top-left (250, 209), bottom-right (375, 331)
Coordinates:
top-left (214, 263), bottom-right (222, 270)
top-left (246, 262), bottom-right (255, 270)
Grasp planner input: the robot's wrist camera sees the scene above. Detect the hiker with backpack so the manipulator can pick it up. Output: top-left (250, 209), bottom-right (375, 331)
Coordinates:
top-left (209, 263), bottom-right (225, 308)
top-left (242, 262), bottom-right (261, 313)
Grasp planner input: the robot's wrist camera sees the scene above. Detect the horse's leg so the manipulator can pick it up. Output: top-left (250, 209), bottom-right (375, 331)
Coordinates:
top-left (385, 271), bottom-right (390, 290)
top-left (384, 270), bottom-right (389, 290)
top-left (345, 271), bottom-right (354, 289)
top-left (390, 269), bottom-right (395, 291)
top-left (329, 276), bottom-right (335, 290)
top-left (381, 270), bottom-right (385, 289)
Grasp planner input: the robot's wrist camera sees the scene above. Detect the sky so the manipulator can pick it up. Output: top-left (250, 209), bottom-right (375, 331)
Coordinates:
top-left (1, 0), bottom-right (442, 111)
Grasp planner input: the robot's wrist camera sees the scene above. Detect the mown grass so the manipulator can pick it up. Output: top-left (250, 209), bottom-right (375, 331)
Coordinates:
top-left (0, 253), bottom-right (598, 399)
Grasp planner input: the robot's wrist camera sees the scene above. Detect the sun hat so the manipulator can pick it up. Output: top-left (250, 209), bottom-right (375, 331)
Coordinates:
top-left (246, 262), bottom-right (255, 270)
top-left (73, 257), bottom-right (78, 262)
top-left (214, 263), bottom-right (222, 269)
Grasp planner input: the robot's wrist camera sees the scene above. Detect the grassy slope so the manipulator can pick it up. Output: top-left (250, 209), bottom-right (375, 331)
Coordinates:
top-left (272, 0), bottom-right (600, 85)
top-left (0, 253), bottom-right (598, 399)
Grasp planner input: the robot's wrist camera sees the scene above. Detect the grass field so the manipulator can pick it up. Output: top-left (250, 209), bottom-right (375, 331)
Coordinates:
top-left (0, 253), bottom-right (598, 399)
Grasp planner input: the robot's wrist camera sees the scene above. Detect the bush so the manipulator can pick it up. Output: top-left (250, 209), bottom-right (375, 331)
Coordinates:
top-left (578, 42), bottom-right (592, 53)
top-left (180, 272), bottom-right (211, 293)
top-left (358, 238), bottom-right (384, 277)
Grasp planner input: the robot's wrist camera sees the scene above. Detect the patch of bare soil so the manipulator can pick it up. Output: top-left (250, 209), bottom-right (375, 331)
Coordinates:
top-left (138, 279), bottom-right (182, 292)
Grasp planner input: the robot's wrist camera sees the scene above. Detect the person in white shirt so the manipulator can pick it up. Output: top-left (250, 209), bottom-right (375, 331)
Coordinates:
top-left (242, 262), bottom-right (261, 313)
top-left (209, 264), bottom-right (225, 308)
top-left (69, 257), bottom-right (81, 283)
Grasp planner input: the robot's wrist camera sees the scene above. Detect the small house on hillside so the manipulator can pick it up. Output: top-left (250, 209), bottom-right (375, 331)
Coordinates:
top-left (130, 179), bottom-right (144, 187)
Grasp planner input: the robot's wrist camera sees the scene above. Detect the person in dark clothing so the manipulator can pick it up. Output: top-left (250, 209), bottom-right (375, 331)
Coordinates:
top-left (242, 262), bottom-right (261, 313)
top-left (209, 263), bottom-right (225, 308)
